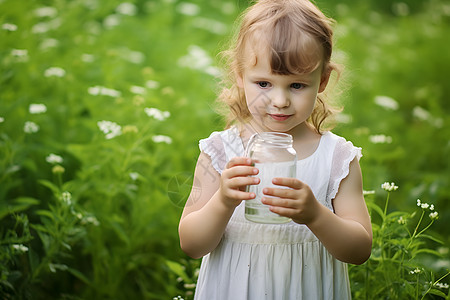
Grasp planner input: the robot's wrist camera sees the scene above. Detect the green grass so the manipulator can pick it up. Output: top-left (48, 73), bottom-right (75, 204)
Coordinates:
top-left (1, 0), bottom-right (449, 299)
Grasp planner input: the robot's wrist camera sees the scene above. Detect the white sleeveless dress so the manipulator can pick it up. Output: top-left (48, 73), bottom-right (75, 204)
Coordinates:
top-left (194, 126), bottom-right (362, 299)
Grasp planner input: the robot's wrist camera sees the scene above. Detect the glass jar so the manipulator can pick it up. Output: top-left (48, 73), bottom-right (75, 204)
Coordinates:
top-left (245, 132), bottom-right (297, 224)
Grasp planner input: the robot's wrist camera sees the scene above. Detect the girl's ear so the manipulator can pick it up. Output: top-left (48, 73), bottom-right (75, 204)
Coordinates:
top-left (318, 66), bottom-right (332, 93)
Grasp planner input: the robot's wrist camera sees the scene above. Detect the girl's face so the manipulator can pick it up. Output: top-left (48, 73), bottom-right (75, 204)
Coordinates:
top-left (237, 48), bottom-right (330, 136)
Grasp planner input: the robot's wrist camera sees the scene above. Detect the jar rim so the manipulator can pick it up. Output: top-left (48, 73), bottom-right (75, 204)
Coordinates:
top-left (253, 132), bottom-right (293, 146)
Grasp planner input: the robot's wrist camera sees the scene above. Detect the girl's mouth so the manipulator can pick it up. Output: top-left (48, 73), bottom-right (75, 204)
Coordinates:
top-left (268, 114), bottom-right (292, 121)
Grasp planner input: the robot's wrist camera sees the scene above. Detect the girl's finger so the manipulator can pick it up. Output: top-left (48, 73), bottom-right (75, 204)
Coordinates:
top-left (262, 187), bottom-right (295, 199)
top-left (226, 157), bottom-right (252, 169)
top-left (228, 176), bottom-right (260, 189)
top-left (272, 177), bottom-right (303, 189)
top-left (225, 165), bottom-right (258, 178)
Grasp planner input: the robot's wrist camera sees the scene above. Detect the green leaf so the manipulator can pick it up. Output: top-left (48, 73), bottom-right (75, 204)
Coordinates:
top-left (166, 260), bottom-right (190, 283)
top-left (427, 288), bottom-right (447, 298)
top-left (38, 179), bottom-right (60, 195)
top-left (0, 197), bottom-right (40, 220)
top-left (419, 234), bottom-right (444, 244)
top-left (36, 209), bottom-right (56, 221)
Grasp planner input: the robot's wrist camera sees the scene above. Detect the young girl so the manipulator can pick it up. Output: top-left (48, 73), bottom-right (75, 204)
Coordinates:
top-left (179, 0), bottom-right (372, 298)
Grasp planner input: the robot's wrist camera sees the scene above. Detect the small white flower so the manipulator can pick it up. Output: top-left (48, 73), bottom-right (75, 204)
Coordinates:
top-left (11, 49), bottom-right (29, 62)
top-left (29, 103), bottom-right (47, 114)
top-left (430, 204), bottom-right (434, 211)
top-left (34, 6), bottom-right (58, 18)
top-left (417, 199), bottom-right (421, 207)
top-left (44, 67), bottom-right (66, 78)
top-left (381, 182), bottom-right (398, 192)
top-left (12, 244), bottom-right (29, 253)
top-left (176, 2), bottom-right (200, 16)
top-left (40, 38), bottom-right (59, 50)
top-left (97, 120), bottom-right (122, 139)
top-left (116, 2), bottom-right (137, 16)
top-left (434, 282), bottom-right (449, 289)
top-left (369, 134), bottom-right (393, 144)
top-left (129, 172), bottom-right (139, 181)
top-left (88, 86), bottom-right (121, 97)
top-left (152, 135), bottom-right (172, 144)
top-left (421, 203), bottom-right (429, 209)
top-left (363, 190), bottom-right (375, 195)
top-left (46, 153), bottom-right (63, 164)
top-left (81, 54), bottom-right (95, 63)
top-left (397, 216), bottom-right (406, 225)
top-left (2, 23), bottom-right (18, 31)
top-left (183, 283), bottom-right (196, 289)
top-left (429, 211), bottom-right (439, 220)
top-left (81, 216), bottom-right (100, 226)
top-left (103, 14), bottom-right (121, 29)
top-left (410, 268), bottom-right (421, 274)
top-left (24, 121), bottom-right (39, 133)
top-left (130, 85), bottom-right (146, 95)
top-left (374, 95), bottom-right (399, 110)
top-left (145, 107), bottom-right (170, 121)
top-left (145, 80), bottom-right (160, 89)
top-left (61, 191), bottom-right (72, 206)
top-left (0, 117), bottom-right (4, 123)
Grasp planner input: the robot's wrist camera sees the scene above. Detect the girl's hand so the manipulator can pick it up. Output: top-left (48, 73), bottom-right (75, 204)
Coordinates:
top-left (219, 157), bottom-right (260, 209)
top-left (261, 177), bottom-right (320, 225)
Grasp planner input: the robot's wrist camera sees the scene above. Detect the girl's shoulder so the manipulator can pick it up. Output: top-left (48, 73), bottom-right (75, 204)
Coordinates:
top-left (199, 126), bottom-right (244, 174)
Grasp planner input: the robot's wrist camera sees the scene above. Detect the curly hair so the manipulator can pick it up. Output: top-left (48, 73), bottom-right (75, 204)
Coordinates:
top-left (217, 0), bottom-right (342, 133)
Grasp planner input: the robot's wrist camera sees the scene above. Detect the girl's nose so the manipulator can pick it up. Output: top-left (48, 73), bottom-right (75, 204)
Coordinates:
top-left (271, 89), bottom-right (290, 108)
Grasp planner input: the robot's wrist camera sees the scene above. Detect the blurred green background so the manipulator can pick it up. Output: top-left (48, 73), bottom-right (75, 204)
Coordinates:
top-left (1, 0), bottom-right (449, 299)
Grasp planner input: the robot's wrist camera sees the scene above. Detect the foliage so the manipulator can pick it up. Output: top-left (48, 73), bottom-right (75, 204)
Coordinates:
top-left (350, 183), bottom-right (449, 299)
top-left (0, 0), bottom-right (449, 299)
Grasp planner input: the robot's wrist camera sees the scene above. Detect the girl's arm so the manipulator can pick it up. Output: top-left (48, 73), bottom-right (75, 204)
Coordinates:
top-left (178, 153), bottom-right (257, 259)
top-left (262, 158), bottom-right (372, 265)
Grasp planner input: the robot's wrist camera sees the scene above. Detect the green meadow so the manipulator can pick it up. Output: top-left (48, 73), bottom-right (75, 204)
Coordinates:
top-left (1, 0), bottom-right (449, 298)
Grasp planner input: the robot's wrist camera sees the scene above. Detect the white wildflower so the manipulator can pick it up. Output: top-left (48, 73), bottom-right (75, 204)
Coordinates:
top-left (40, 38), bottom-right (59, 50)
top-left (34, 6), bottom-right (58, 18)
top-left (129, 172), bottom-right (139, 181)
top-left (178, 45), bottom-right (220, 76)
top-left (29, 103), bottom-right (47, 114)
top-left (421, 203), bottom-right (429, 210)
top-left (130, 85), bottom-right (146, 95)
top-left (61, 191), bottom-right (72, 206)
top-left (369, 134), bottom-right (393, 144)
top-left (176, 2), bottom-right (200, 16)
top-left (397, 216), bottom-right (406, 225)
top-left (152, 135), bottom-right (172, 144)
top-left (81, 54), bottom-right (95, 63)
top-left (412, 106), bottom-right (443, 128)
top-left (88, 86), bottom-right (121, 97)
top-left (103, 14), bottom-right (121, 29)
top-left (374, 95), bottom-right (399, 110)
top-left (192, 17), bottom-right (227, 35)
top-left (11, 49), bottom-right (29, 62)
top-left (46, 153), bottom-right (63, 164)
top-left (430, 204), bottom-right (434, 211)
top-left (44, 67), bottom-right (66, 78)
top-left (116, 2), bottom-right (137, 16)
top-left (429, 211), bottom-right (439, 220)
top-left (0, 117), bottom-right (4, 123)
top-left (363, 190), bottom-right (375, 195)
top-left (81, 215), bottom-right (100, 226)
top-left (32, 18), bottom-right (61, 34)
top-left (24, 121), bottom-right (39, 133)
top-left (145, 107), bottom-right (170, 121)
top-left (12, 244), bottom-right (29, 253)
top-left (183, 283), bottom-right (196, 289)
top-left (410, 268), bottom-right (421, 274)
top-left (97, 120), bottom-right (122, 139)
top-left (417, 199), bottom-right (421, 207)
top-left (145, 80), bottom-right (160, 89)
top-left (2, 23), bottom-right (18, 31)
top-left (381, 182), bottom-right (398, 192)
top-left (434, 282), bottom-right (449, 289)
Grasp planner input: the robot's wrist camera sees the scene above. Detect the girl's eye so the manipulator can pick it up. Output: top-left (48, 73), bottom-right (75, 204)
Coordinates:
top-left (257, 81), bottom-right (270, 88)
top-left (291, 83), bottom-right (304, 90)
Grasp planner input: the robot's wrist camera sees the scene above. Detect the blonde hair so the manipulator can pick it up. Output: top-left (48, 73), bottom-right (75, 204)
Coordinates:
top-left (217, 0), bottom-right (341, 133)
